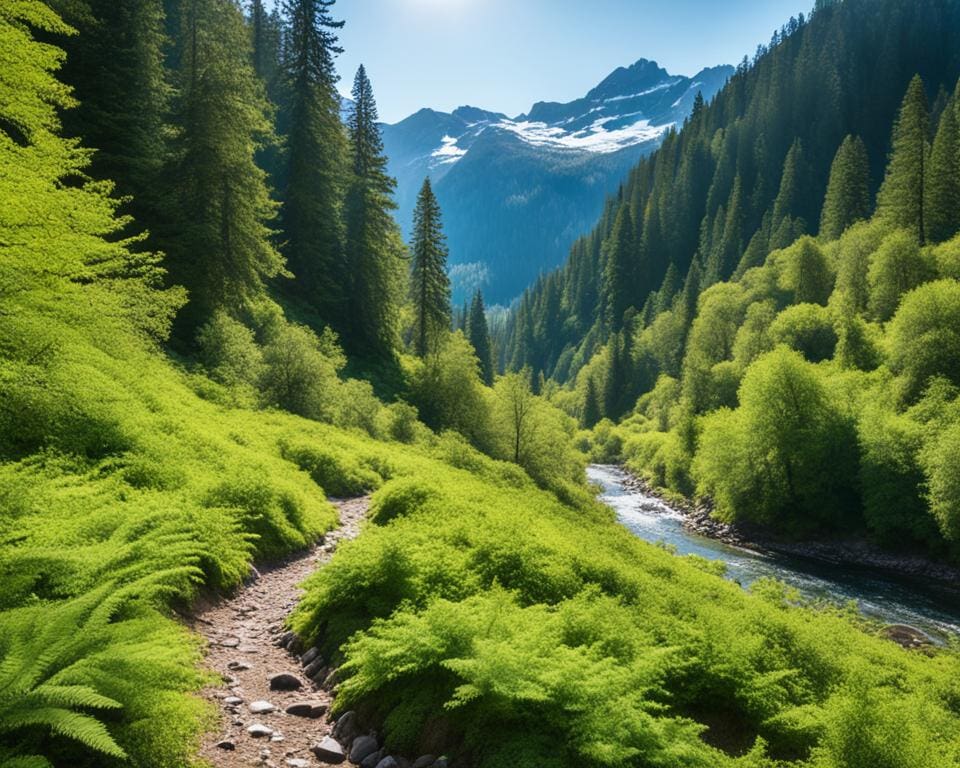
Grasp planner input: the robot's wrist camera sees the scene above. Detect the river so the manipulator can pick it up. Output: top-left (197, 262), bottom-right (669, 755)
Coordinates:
top-left (589, 464), bottom-right (960, 643)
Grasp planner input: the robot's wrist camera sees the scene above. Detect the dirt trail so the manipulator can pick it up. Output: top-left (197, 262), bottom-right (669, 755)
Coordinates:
top-left (190, 497), bottom-right (368, 768)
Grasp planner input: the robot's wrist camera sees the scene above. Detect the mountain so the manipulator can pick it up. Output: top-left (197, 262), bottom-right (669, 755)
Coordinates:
top-left (382, 59), bottom-right (732, 305)
top-left (499, 0), bottom-right (960, 384)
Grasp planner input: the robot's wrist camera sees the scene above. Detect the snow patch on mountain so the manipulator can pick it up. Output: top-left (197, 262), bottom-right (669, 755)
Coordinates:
top-left (494, 117), bottom-right (670, 153)
top-left (431, 135), bottom-right (468, 164)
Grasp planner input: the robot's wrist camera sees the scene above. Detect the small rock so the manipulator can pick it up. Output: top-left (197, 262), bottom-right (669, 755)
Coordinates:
top-left (223, 696), bottom-right (243, 706)
top-left (271, 734), bottom-right (285, 743)
top-left (359, 750), bottom-right (384, 768)
top-left (432, 760), bottom-right (448, 768)
top-left (259, 747), bottom-right (271, 759)
top-left (215, 740), bottom-right (236, 751)
top-left (269, 673), bottom-right (303, 691)
top-left (228, 660), bottom-right (252, 671)
top-left (302, 657), bottom-right (325, 678)
top-left (411, 757), bottom-right (436, 768)
top-left (301, 647), bottom-right (321, 666)
top-left (350, 735), bottom-right (379, 764)
top-left (277, 631), bottom-right (294, 648)
top-left (247, 723), bottom-right (274, 738)
top-left (376, 758), bottom-right (399, 768)
top-left (287, 760), bottom-right (309, 768)
top-left (311, 736), bottom-right (346, 764)
top-left (249, 700), bottom-right (276, 714)
top-left (239, 645), bottom-right (259, 654)
top-left (285, 701), bottom-right (326, 718)
top-left (324, 668), bottom-right (342, 688)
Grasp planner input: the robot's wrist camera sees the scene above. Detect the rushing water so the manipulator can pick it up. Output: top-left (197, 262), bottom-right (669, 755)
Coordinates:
top-left (589, 464), bottom-right (960, 643)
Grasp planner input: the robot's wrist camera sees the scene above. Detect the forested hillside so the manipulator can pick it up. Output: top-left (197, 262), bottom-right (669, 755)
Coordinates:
top-left (506, 0), bottom-right (960, 565)
top-left (4, 1), bottom-right (960, 767)
top-left (501, 0), bottom-right (960, 380)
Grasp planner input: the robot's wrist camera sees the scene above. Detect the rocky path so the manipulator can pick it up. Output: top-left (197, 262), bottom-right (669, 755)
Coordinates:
top-left (191, 497), bottom-right (368, 768)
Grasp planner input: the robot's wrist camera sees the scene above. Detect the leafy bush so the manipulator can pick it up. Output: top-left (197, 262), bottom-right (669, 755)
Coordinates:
top-left (369, 477), bottom-right (441, 525)
top-left (769, 303), bottom-right (838, 363)
top-left (280, 440), bottom-right (383, 497)
top-left (259, 322), bottom-right (342, 420)
top-left (195, 310), bottom-right (263, 389)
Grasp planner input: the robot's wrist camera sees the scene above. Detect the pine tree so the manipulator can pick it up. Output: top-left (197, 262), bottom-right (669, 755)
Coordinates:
top-left (163, 0), bottom-right (283, 330)
top-left (281, 0), bottom-right (348, 322)
top-left (50, 0), bottom-right (169, 233)
top-left (653, 262), bottom-right (681, 315)
top-left (344, 65), bottom-right (404, 357)
top-left (468, 290), bottom-right (495, 385)
top-left (819, 135), bottom-right (871, 240)
top-left (924, 90), bottom-right (960, 244)
top-left (602, 204), bottom-right (638, 332)
top-left (582, 377), bottom-right (602, 428)
top-left (410, 178), bottom-right (451, 357)
top-left (878, 76), bottom-right (930, 243)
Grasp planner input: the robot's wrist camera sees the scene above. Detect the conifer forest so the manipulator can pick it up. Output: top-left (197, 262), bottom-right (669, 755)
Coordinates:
top-left (3, 1), bottom-right (960, 767)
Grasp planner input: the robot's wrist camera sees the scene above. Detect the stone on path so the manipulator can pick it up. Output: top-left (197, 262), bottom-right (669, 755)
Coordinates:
top-left (332, 710), bottom-right (359, 743)
top-left (228, 660), bottom-right (252, 671)
top-left (214, 740), bottom-right (235, 751)
top-left (411, 757), bottom-right (436, 768)
top-left (376, 758), bottom-right (399, 768)
top-left (285, 701), bottom-right (326, 718)
top-left (247, 723), bottom-right (274, 738)
top-left (223, 696), bottom-right (242, 706)
top-left (350, 735), bottom-right (379, 764)
top-left (249, 700), bottom-right (275, 714)
top-left (269, 672), bottom-right (303, 691)
top-left (311, 736), bottom-right (346, 764)
top-left (359, 750), bottom-right (383, 768)
top-left (286, 760), bottom-right (309, 768)
top-left (300, 647), bottom-right (321, 666)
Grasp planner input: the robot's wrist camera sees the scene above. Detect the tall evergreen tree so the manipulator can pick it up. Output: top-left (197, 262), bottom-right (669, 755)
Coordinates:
top-left (924, 90), bottom-right (960, 244)
top-left (819, 135), bottom-right (872, 240)
top-left (468, 290), bottom-right (495, 385)
top-left (602, 204), bottom-right (638, 332)
top-left (344, 64), bottom-right (404, 357)
top-left (50, 0), bottom-right (169, 233)
top-left (582, 377), bottom-right (602, 428)
top-left (410, 178), bottom-right (451, 357)
top-left (281, 0), bottom-right (348, 322)
top-left (163, 0), bottom-right (283, 330)
top-left (877, 76), bottom-right (930, 243)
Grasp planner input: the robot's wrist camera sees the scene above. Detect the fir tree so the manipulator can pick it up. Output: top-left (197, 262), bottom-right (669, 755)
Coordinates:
top-left (654, 262), bottom-right (682, 315)
top-left (468, 290), bottom-right (495, 385)
top-left (410, 178), bottom-right (451, 357)
top-left (163, 0), bottom-right (284, 330)
top-left (602, 204), bottom-right (638, 332)
top-left (924, 90), bottom-right (960, 244)
top-left (582, 377), bottom-right (602, 428)
top-left (878, 75), bottom-right (930, 243)
top-left (281, 0), bottom-right (348, 322)
top-left (819, 135), bottom-right (872, 240)
top-left (344, 64), bottom-right (404, 357)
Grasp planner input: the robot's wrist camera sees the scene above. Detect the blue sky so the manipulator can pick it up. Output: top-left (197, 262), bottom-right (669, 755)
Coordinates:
top-left (324, 0), bottom-right (810, 123)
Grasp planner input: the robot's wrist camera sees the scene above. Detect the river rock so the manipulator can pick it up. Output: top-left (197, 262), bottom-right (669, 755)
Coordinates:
top-left (882, 624), bottom-right (934, 648)
top-left (249, 700), bottom-right (275, 714)
top-left (359, 749), bottom-right (384, 768)
top-left (303, 657), bottom-right (325, 679)
top-left (247, 723), bottom-right (274, 738)
top-left (286, 760), bottom-right (309, 768)
top-left (228, 660), bottom-right (252, 671)
top-left (215, 740), bottom-right (236, 751)
top-left (432, 759), bottom-right (448, 768)
top-left (285, 700), bottom-right (326, 718)
top-left (301, 647), bottom-right (321, 666)
top-left (277, 631), bottom-right (294, 648)
top-left (223, 696), bottom-right (243, 706)
top-left (332, 710), bottom-right (359, 743)
top-left (269, 672), bottom-right (303, 691)
top-left (411, 757), bottom-right (436, 768)
top-left (311, 736), bottom-right (346, 764)
top-left (376, 758), bottom-right (399, 768)
top-left (350, 735), bottom-right (379, 763)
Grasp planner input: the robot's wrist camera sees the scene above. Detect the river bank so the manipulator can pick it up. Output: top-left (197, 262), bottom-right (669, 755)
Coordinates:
top-left (615, 468), bottom-right (960, 589)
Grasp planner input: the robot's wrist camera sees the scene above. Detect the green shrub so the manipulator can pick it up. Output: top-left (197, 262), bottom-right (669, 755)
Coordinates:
top-left (369, 477), bottom-right (441, 525)
top-left (195, 310), bottom-right (263, 389)
top-left (770, 303), bottom-right (838, 363)
top-left (280, 440), bottom-right (382, 497)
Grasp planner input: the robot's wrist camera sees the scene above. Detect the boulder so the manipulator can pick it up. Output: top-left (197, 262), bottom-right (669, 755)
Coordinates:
top-left (376, 758), bottom-right (399, 768)
top-left (350, 735), bottom-right (379, 764)
top-left (277, 631), bottom-right (294, 648)
top-left (301, 647), bottom-right (321, 667)
top-left (311, 736), bottom-right (346, 764)
top-left (269, 672), bottom-right (303, 691)
top-left (359, 749), bottom-right (384, 768)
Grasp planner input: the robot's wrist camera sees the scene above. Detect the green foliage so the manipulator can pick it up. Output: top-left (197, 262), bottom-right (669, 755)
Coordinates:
top-left (467, 290), bottom-right (495, 386)
top-left (820, 135), bottom-right (871, 241)
top-left (774, 237), bottom-right (834, 306)
top-left (196, 310), bottom-right (263, 390)
top-left (924, 89), bottom-right (960, 244)
top-left (280, 440), bottom-right (383, 498)
top-left (258, 322), bottom-right (343, 419)
top-left (769, 304), bottom-right (838, 363)
top-left (693, 348), bottom-right (857, 531)
top-left (410, 178), bottom-right (452, 358)
top-left (866, 229), bottom-right (935, 321)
